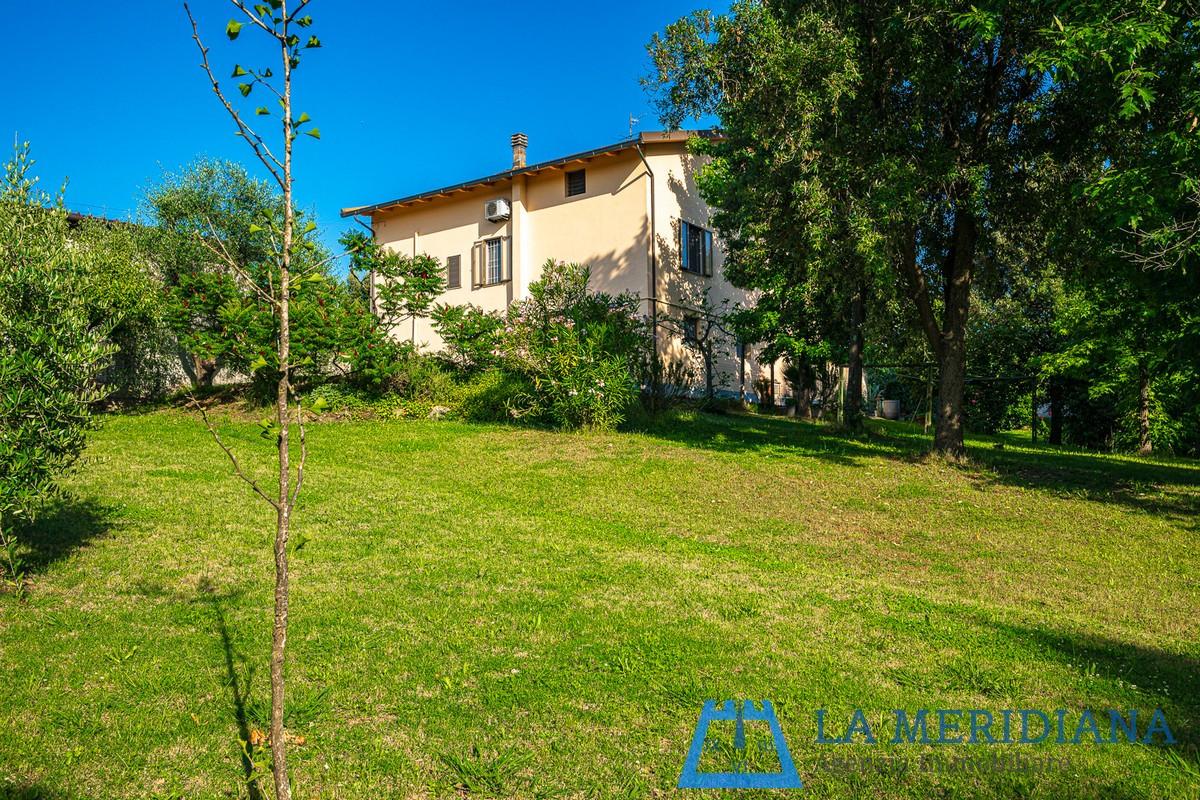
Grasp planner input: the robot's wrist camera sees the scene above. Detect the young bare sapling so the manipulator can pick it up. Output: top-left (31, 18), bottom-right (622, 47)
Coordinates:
top-left (182, 2), bottom-right (325, 798)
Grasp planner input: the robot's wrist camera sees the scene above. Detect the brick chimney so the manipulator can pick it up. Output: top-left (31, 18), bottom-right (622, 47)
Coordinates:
top-left (511, 132), bottom-right (528, 169)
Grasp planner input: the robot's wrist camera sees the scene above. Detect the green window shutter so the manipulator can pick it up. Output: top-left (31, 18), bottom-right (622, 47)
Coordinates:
top-left (680, 220), bottom-right (690, 271)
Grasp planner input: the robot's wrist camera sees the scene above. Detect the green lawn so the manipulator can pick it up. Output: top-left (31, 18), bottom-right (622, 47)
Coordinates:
top-left (1, 410), bottom-right (1198, 799)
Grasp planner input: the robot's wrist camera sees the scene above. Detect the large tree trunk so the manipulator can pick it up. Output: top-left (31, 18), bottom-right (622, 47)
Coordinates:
top-left (843, 284), bottom-right (865, 429)
top-left (931, 210), bottom-right (976, 460)
top-left (1137, 361), bottom-right (1152, 455)
top-left (193, 355), bottom-right (219, 388)
top-left (933, 337), bottom-right (968, 456)
top-left (895, 214), bottom-right (976, 461)
top-left (1048, 380), bottom-right (1063, 445)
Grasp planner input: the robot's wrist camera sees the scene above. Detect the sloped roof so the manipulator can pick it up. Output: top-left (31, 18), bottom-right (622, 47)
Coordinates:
top-left (340, 129), bottom-right (719, 218)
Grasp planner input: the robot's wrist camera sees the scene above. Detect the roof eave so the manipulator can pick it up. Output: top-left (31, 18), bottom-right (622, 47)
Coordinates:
top-left (340, 129), bottom-right (720, 218)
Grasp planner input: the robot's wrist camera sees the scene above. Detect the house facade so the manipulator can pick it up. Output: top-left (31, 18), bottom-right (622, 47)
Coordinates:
top-left (341, 130), bottom-right (783, 401)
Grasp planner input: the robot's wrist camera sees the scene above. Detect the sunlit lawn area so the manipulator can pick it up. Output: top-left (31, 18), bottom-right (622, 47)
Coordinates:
top-left (1, 410), bottom-right (1198, 799)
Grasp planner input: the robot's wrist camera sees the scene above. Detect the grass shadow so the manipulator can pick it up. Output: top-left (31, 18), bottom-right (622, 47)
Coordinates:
top-left (0, 782), bottom-right (76, 800)
top-left (632, 409), bottom-right (908, 467)
top-left (968, 440), bottom-right (1200, 532)
top-left (10, 495), bottom-right (117, 576)
top-left (636, 410), bottom-right (1200, 527)
top-left (196, 578), bottom-right (265, 800)
top-left (968, 610), bottom-right (1200, 760)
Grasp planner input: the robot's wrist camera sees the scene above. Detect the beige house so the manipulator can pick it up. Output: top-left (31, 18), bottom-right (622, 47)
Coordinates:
top-left (341, 130), bottom-right (784, 400)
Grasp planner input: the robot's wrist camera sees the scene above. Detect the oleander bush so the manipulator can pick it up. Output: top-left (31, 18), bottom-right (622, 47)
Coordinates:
top-left (500, 261), bottom-right (648, 430)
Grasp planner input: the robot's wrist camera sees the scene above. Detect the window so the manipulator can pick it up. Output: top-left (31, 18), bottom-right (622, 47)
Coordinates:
top-left (486, 239), bottom-right (503, 285)
top-left (566, 169), bottom-right (586, 197)
top-left (472, 237), bottom-right (509, 288)
top-left (679, 220), bottom-right (714, 276)
top-left (683, 315), bottom-right (699, 344)
top-left (446, 255), bottom-right (461, 289)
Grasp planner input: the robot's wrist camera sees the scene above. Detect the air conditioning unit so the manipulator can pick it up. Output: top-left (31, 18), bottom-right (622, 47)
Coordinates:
top-left (484, 198), bottom-right (511, 222)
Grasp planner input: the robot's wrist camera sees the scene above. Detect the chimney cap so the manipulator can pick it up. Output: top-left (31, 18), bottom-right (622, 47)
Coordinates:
top-left (511, 132), bottom-right (528, 147)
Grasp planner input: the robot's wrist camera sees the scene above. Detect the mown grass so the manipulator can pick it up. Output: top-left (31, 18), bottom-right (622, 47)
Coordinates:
top-left (0, 410), bottom-right (1197, 799)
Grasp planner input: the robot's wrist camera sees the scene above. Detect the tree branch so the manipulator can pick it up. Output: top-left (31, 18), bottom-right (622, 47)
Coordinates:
top-left (894, 224), bottom-right (943, 358)
top-left (189, 396), bottom-right (281, 510)
top-left (184, 3), bottom-right (287, 189)
top-left (193, 221), bottom-right (277, 307)
top-left (230, 0), bottom-right (281, 39)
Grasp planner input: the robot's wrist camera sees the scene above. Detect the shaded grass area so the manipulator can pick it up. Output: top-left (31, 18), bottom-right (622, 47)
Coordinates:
top-left (0, 410), bottom-right (1197, 799)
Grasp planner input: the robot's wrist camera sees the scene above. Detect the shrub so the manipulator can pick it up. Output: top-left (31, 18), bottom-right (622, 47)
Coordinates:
top-left (336, 309), bottom-right (421, 395)
top-left (501, 260), bottom-right (648, 429)
top-left (458, 369), bottom-right (534, 423)
top-left (430, 303), bottom-right (505, 371)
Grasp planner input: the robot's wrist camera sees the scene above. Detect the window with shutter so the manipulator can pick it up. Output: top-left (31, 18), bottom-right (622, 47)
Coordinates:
top-left (471, 238), bottom-right (509, 287)
top-left (446, 254), bottom-right (461, 289)
top-left (565, 169), bottom-right (586, 197)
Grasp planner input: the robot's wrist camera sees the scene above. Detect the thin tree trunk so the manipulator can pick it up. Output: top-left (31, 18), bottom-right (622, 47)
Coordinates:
top-left (844, 283), bottom-right (864, 429)
top-left (184, 5), bottom-right (304, 797)
top-left (1030, 380), bottom-right (1038, 443)
top-left (1048, 380), bottom-right (1063, 445)
top-left (270, 16), bottom-right (294, 800)
top-left (703, 340), bottom-right (715, 406)
top-left (1137, 361), bottom-right (1152, 455)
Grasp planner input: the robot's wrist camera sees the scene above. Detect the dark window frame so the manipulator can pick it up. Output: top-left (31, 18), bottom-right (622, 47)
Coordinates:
top-left (679, 220), bottom-right (714, 276)
top-left (485, 238), bottom-right (504, 285)
top-left (565, 169), bottom-right (586, 197)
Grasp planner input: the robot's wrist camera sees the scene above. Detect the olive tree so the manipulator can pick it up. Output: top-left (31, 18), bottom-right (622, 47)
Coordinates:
top-left (0, 144), bottom-right (115, 595)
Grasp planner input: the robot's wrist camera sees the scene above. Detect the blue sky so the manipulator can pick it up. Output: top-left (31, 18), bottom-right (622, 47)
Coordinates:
top-left (2, 0), bottom-right (718, 258)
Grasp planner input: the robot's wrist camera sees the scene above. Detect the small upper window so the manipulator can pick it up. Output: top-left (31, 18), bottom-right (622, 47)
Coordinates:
top-left (566, 169), bottom-right (586, 197)
top-left (446, 255), bottom-right (461, 289)
top-left (683, 315), bottom-right (700, 344)
top-left (680, 220), bottom-right (714, 276)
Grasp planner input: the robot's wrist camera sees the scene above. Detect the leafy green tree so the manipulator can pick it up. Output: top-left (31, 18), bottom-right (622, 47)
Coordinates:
top-left (334, 230), bottom-right (448, 392)
top-left (340, 229), bottom-right (446, 336)
top-left (182, 3), bottom-right (325, 796)
top-left (647, 0), bottom-right (1195, 458)
top-left (647, 4), bottom-right (886, 429)
top-left (147, 158), bottom-right (277, 386)
top-left (0, 144), bottom-right (116, 594)
top-left (71, 218), bottom-right (176, 399)
top-left (1039, 8), bottom-right (1200, 454)
top-left (147, 158), bottom-right (336, 395)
